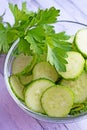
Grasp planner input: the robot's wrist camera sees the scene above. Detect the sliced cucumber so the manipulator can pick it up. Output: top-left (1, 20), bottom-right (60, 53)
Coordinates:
top-left (59, 51), bottom-right (85, 79)
top-left (61, 72), bottom-right (87, 103)
top-left (9, 75), bottom-right (24, 101)
top-left (25, 79), bottom-right (54, 113)
top-left (75, 28), bottom-right (87, 57)
top-left (85, 59), bottom-right (87, 71)
top-left (41, 85), bottom-right (74, 117)
top-left (33, 61), bottom-right (59, 82)
top-left (12, 54), bottom-right (36, 75)
top-left (19, 75), bottom-right (33, 85)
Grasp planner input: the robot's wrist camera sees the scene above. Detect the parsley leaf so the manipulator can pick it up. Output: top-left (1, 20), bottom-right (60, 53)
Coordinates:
top-left (36, 7), bottom-right (60, 25)
top-left (0, 2), bottom-right (72, 72)
top-left (17, 38), bottom-right (31, 55)
top-left (0, 12), bottom-right (5, 23)
top-left (46, 32), bottom-right (72, 72)
top-left (47, 47), bottom-right (68, 72)
top-left (25, 26), bottom-right (46, 55)
top-left (0, 23), bottom-right (14, 53)
top-left (0, 28), bottom-right (8, 53)
top-left (9, 3), bottom-right (29, 25)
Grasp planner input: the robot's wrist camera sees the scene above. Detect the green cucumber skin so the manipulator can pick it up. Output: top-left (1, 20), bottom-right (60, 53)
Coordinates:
top-left (9, 76), bottom-right (24, 101)
top-left (63, 69), bottom-right (84, 80)
top-left (33, 61), bottom-right (59, 82)
top-left (59, 68), bottom-right (84, 80)
top-left (60, 71), bottom-right (87, 103)
top-left (75, 38), bottom-right (87, 58)
top-left (19, 75), bottom-right (33, 86)
top-left (75, 28), bottom-right (87, 58)
top-left (41, 85), bottom-right (74, 117)
top-left (85, 59), bottom-right (87, 71)
top-left (25, 78), bottom-right (54, 114)
top-left (20, 55), bottom-right (37, 75)
top-left (58, 51), bottom-right (85, 80)
top-left (12, 55), bottom-right (37, 76)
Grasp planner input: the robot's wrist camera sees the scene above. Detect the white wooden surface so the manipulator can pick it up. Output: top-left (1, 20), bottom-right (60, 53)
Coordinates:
top-left (0, 0), bottom-right (87, 130)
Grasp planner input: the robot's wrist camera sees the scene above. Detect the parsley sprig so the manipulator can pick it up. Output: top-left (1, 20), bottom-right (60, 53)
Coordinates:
top-left (0, 2), bottom-right (72, 72)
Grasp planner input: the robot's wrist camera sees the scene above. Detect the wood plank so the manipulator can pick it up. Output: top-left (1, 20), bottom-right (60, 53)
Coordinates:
top-left (32, 0), bottom-right (75, 21)
top-left (30, 0), bottom-right (87, 24)
top-left (1, 0), bottom-right (87, 130)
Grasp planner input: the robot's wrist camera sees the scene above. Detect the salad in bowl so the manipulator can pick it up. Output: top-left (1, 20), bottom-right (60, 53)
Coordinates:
top-left (2, 2), bottom-right (87, 123)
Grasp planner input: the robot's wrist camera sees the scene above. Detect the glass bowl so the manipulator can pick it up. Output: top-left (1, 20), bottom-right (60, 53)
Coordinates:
top-left (4, 20), bottom-right (87, 123)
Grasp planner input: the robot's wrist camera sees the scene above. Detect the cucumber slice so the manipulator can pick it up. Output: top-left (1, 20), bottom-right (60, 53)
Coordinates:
top-left (59, 51), bottom-right (85, 79)
top-left (25, 79), bottom-right (54, 113)
top-left (12, 54), bottom-right (36, 75)
top-left (41, 85), bottom-right (74, 117)
top-left (75, 28), bottom-right (87, 57)
top-left (33, 62), bottom-right (59, 82)
top-left (85, 59), bottom-right (87, 71)
top-left (19, 75), bottom-right (33, 85)
top-left (61, 72), bottom-right (87, 103)
top-left (9, 75), bottom-right (24, 101)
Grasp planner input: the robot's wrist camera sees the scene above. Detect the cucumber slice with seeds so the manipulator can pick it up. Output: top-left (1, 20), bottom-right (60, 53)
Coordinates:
top-left (33, 61), bottom-right (59, 82)
top-left (12, 54), bottom-right (36, 75)
top-left (9, 75), bottom-right (24, 101)
top-left (41, 85), bottom-right (74, 117)
top-left (61, 72), bottom-right (87, 103)
top-left (19, 75), bottom-right (33, 85)
top-left (59, 51), bottom-right (85, 79)
top-left (25, 79), bottom-right (54, 113)
top-left (75, 28), bottom-right (87, 57)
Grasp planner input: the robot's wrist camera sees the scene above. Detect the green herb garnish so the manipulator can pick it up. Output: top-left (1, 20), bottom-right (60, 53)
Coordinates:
top-left (70, 100), bottom-right (87, 116)
top-left (0, 2), bottom-right (72, 72)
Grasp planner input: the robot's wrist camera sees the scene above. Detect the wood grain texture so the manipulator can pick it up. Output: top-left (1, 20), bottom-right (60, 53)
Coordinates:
top-left (0, 0), bottom-right (87, 129)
